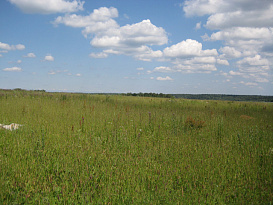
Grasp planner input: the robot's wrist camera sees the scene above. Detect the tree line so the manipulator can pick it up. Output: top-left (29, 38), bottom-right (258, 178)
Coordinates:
top-left (123, 92), bottom-right (174, 98)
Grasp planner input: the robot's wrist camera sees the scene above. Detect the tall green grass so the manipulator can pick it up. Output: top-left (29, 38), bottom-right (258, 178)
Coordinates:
top-left (0, 90), bottom-right (272, 204)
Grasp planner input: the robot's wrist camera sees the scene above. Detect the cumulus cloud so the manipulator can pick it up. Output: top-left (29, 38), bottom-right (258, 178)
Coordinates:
top-left (174, 63), bottom-right (217, 73)
top-left (151, 56), bottom-right (218, 74)
top-left (89, 19), bottom-right (168, 49)
top-left (227, 55), bottom-right (271, 83)
top-left (183, 0), bottom-right (273, 20)
top-left (44, 55), bottom-right (54, 61)
top-left (206, 9), bottom-right (273, 30)
top-left (152, 66), bottom-right (173, 73)
top-left (219, 46), bottom-right (241, 59)
top-left (183, 0), bottom-right (273, 86)
top-left (185, 1), bottom-right (273, 56)
top-left (156, 76), bottom-right (173, 81)
top-left (53, 7), bottom-right (118, 28)
top-left (24, 53), bottom-right (36, 58)
top-left (89, 18), bottom-right (167, 61)
top-left (164, 39), bottom-right (202, 58)
top-left (237, 55), bottom-right (270, 72)
top-left (209, 27), bottom-right (273, 42)
top-left (8, 0), bottom-right (84, 14)
top-left (217, 59), bottom-right (229, 65)
top-left (3, 67), bottom-right (22, 72)
top-left (0, 42), bottom-right (25, 51)
top-left (229, 71), bottom-right (242, 76)
top-left (53, 7), bottom-right (168, 61)
top-left (133, 49), bottom-right (163, 62)
top-left (160, 39), bottom-right (219, 73)
top-left (163, 39), bottom-right (217, 58)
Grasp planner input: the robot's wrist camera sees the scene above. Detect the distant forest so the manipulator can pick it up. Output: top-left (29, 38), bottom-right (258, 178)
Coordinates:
top-left (123, 92), bottom-right (174, 99)
top-left (172, 94), bottom-right (273, 102)
top-left (124, 92), bottom-right (273, 102)
top-left (1, 89), bottom-right (272, 102)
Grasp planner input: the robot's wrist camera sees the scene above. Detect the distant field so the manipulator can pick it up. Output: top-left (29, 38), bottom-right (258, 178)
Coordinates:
top-left (0, 90), bottom-right (272, 204)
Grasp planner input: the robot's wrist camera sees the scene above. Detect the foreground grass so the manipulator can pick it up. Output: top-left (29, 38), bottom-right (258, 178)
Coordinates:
top-left (0, 91), bottom-right (273, 204)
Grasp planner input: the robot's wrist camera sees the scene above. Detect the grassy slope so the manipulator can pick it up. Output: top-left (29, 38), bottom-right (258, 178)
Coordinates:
top-left (0, 91), bottom-right (272, 204)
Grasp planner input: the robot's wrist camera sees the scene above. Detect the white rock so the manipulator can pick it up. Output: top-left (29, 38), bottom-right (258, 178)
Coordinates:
top-left (0, 123), bottom-right (23, 131)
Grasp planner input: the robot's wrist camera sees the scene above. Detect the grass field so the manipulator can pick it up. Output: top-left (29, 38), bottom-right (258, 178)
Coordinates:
top-left (0, 90), bottom-right (272, 204)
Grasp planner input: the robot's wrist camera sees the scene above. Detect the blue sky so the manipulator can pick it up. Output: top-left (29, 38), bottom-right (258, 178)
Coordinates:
top-left (1, 0), bottom-right (272, 95)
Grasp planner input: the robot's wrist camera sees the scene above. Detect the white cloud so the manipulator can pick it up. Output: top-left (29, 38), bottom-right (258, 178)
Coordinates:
top-left (208, 28), bottom-right (273, 53)
top-left (3, 67), bottom-right (22, 72)
top-left (15, 44), bottom-right (25, 50)
top-left (44, 55), bottom-right (54, 61)
top-left (217, 59), bottom-right (229, 65)
top-left (17, 60), bottom-right (22, 64)
top-left (153, 66), bottom-right (173, 73)
top-left (90, 19), bottom-right (168, 49)
top-left (206, 9), bottom-right (273, 30)
top-left (255, 77), bottom-right (269, 83)
top-left (183, 0), bottom-right (273, 84)
top-left (183, 0), bottom-right (227, 17)
top-left (89, 52), bottom-right (108, 58)
top-left (229, 71), bottom-right (242, 76)
top-left (228, 55), bottom-right (271, 83)
top-left (82, 19), bottom-right (119, 38)
top-left (164, 39), bottom-right (202, 58)
top-left (0, 42), bottom-right (13, 50)
top-left (189, 56), bottom-right (216, 64)
top-left (0, 42), bottom-right (25, 51)
top-left (219, 46), bottom-right (241, 58)
top-left (55, 6), bottom-right (158, 45)
top-left (195, 22), bottom-right (201, 30)
top-left (163, 39), bottom-right (217, 58)
top-left (137, 67), bottom-right (144, 71)
top-left (53, 7), bottom-right (118, 28)
top-left (183, 0), bottom-right (273, 19)
top-left (48, 71), bottom-right (56, 75)
top-left (76, 73), bottom-right (82, 77)
top-left (237, 55), bottom-right (270, 67)
top-left (54, 7), bottom-right (168, 61)
top-left (8, 0), bottom-right (84, 14)
top-left (237, 55), bottom-right (270, 72)
top-left (161, 39), bottom-right (219, 73)
top-left (151, 57), bottom-right (218, 74)
top-left (156, 76), bottom-right (173, 81)
top-left (174, 63), bottom-right (217, 73)
top-left (210, 27), bottom-right (273, 42)
top-left (119, 19), bottom-right (168, 46)
top-left (134, 49), bottom-right (163, 61)
top-left (24, 53), bottom-right (36, 58)
top-left (240, 81), bottom-right (258, 87)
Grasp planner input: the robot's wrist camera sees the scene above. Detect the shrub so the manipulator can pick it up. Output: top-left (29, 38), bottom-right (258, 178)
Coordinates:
top-left (184, 116), bottom-right (205, 129)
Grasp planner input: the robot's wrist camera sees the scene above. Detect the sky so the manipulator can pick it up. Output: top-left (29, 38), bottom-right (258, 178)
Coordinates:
top-left (0, 0), bottom-right (273, 95)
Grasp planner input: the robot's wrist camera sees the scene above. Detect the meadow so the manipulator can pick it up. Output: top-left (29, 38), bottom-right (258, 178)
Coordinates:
top-left (0, 90), bottom-right (272, 204)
